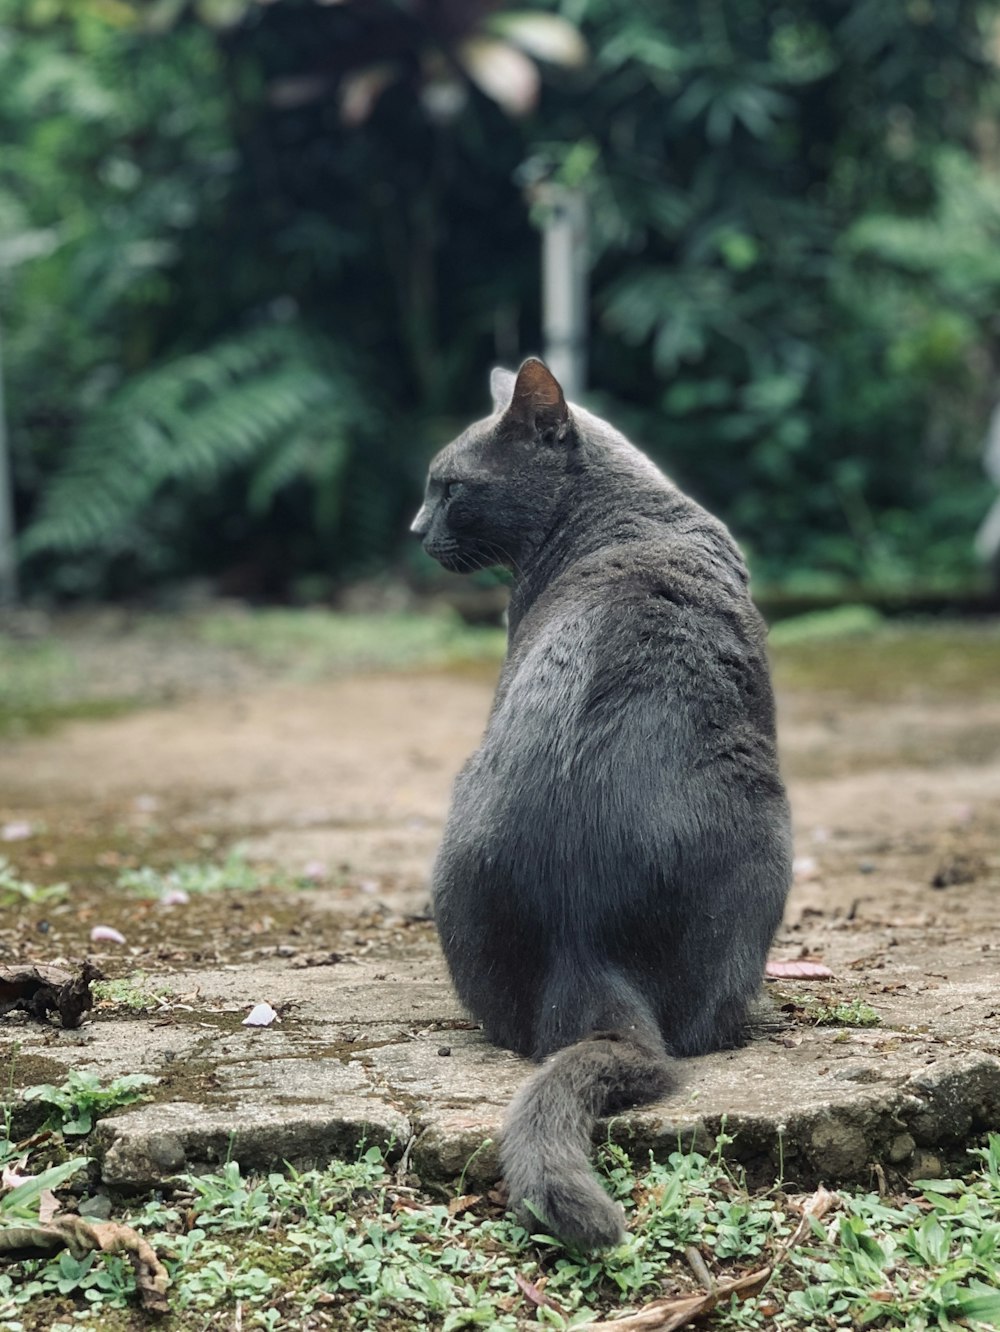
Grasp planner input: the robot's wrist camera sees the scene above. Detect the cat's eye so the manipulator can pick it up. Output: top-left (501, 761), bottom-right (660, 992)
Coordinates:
top-left (442, 481), bottom-right (463, 501)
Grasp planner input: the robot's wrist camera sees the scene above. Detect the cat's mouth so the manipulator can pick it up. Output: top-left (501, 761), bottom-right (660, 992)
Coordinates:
top-left (423, 539), bottom-right (495, 575)
top-left (423, 540), bottom-right (471, 573)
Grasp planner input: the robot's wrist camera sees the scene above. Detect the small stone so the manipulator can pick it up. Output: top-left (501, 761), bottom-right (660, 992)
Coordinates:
top-left (437, 1046), bottom-right (452, 1057)
top-left (911, 1149), bottom-right (942, 1179)
top-left (146, 1133), bottom-right (186, 1171)
top-left (78, 1193), bottom-right (113, 1220)
top-left (858, 860), bottom-right (876, 874)
top-left (888, 1132), bottom-right (915, 1164)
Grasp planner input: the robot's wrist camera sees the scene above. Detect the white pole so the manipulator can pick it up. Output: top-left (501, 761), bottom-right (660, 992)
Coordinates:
top-left (0, 315), bottom-right (17, 606)
top-left (540, 183), bottom-right (588, 400)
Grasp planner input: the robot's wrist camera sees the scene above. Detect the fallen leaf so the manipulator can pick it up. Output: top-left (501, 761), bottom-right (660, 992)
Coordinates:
top-left (586, 1187), bottom-right (838, 1332)
top-left (0, 961), bottom-right (103, 1028)
top-left (765, 960), bottom-right (835, 980)
top-left (242, 1002), bottom-right (279, 1027)
top-left (289, 951), bottom-right (343, 969)
top-left (0, 1216), bottom-right (169, 1313)
top-left (514, 1272), bottom-right (566, 1316)
top-left (90, 925), bottom-right (126, 945)
top-left (447, 1193), bottom-right (482, 1218)
top-left (1, 1158), bottom-right (29, 1189)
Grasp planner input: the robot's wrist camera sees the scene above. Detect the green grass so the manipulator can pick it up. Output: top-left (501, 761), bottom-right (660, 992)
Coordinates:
top-left (0, 858), bottom-right (69, 908)
top-left (193, 607), bottom-right (506, 677)
top-left (770, 618), bottom-right (1000, 701)
top-left (805, 1000), bottom-right (882, 1029)
top-left (116, 851), bottom-right (276, 899)
top-left (20, 1071), bottom-right (158, 1137)
top-left (0, 638), bottom-right (132, 737)
top-left (0, 608), bottom-right (506, 738)
top-left (4, 1096), bottom-right (1000, 1332)
top-left (90, 975), bottom-right (172, 1015)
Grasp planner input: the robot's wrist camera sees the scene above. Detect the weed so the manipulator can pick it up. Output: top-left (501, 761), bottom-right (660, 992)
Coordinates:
top-left (117, 851), bottom-right (272, 898)
top-left (195, 607), bottom-right (505, 676)
top-left (0, 858), bottom-right (68, 908)
top-left (806, 999), bottom-right (882, 1028)
top-left (0, 1157), bottom-right (89, 1223)
top-left (5, 1129), bottom-right (1000, 1331)
top-left (21, 1071), bottom-right (158, 1136)
top-left (90, 975), bottom-right (171, 1014)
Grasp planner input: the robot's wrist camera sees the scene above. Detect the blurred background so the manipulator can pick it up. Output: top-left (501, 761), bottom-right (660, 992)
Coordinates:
top-left (2, 0), bottom-right (1000, 617)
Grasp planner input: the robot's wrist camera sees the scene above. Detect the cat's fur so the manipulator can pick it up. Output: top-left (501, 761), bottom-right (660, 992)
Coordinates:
top-left (411, 359), bottom-right (792, 1248)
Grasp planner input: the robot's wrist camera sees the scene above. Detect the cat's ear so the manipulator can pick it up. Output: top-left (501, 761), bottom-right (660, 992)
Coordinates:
top-left (490, 367), bottom-right (517, 414)
top-left (507, 358), bottom-right (570, 442)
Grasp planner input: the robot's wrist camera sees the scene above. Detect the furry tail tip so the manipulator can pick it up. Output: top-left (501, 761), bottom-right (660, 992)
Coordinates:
top-left (499, 1032), bottom-right (675, 1249)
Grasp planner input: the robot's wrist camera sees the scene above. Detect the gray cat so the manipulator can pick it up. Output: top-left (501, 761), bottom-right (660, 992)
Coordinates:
top-left (411, 359), bottom-right (792, 1249)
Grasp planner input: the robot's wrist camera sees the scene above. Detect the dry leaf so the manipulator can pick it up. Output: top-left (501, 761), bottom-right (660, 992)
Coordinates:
top-left (447, 1193), bottom-right (482, 1218)
top-left (514, 1272), bottom-right (566, 1316)
top-left (586, 1187), bottom-right (838, 1332)
top-left (0, 960), bottom-right (103, 1028)
top-left (0, 1216), bottom-right (169, 1313)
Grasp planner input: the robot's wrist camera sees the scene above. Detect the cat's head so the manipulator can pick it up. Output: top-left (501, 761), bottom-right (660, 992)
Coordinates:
top-left (411, 358), bottom-right (575, 573)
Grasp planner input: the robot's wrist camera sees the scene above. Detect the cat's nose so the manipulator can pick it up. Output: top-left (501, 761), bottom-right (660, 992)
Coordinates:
top-left (410, 503), bottom-right (431, 537)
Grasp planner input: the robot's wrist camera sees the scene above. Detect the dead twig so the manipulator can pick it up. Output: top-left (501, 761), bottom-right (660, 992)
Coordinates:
top-left (395, 1133), bottom-right (417, 1186)
top-left (586, 1186), bottom-right (838, 1332)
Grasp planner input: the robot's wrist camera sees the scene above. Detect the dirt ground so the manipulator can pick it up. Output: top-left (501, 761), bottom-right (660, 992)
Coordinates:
top-left (1, 620), bottom-right (999, 1188)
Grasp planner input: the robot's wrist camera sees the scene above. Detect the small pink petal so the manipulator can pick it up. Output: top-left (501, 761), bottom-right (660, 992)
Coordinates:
top-left (766, 959), bottom-right (835, 980)
top-left (302, 860), bottom-right (327, 882)
top-left (1, 1159), bottom-right (30, 1189)
top-left (159, 889), bottom-right (190, 906)
top-left (90, 925), bottom-right (126, 944)
top-left (358, 879), bottom-right (379, 895)
top-left (242, 1002), bottom-right (280, 1027)
top-left (1, 821), bottom-right (33, 841)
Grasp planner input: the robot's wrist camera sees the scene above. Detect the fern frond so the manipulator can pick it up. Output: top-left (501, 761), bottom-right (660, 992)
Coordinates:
top-left (21, 325), bottom-right (362, 557)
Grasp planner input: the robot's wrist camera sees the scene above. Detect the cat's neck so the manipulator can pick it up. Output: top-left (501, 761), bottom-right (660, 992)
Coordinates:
top-left (505, 433), bottom-right (688, 635)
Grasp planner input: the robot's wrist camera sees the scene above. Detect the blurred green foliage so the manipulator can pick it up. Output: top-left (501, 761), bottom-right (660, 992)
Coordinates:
top-left (2, 0), bottom-right (999, 599)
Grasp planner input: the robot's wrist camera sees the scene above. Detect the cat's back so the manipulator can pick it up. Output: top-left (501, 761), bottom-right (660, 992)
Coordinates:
top-left (478, 506), bottom-right (781, 820)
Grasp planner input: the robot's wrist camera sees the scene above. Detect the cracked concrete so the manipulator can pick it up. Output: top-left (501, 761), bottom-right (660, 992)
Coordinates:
top-left (2, 645), bottom-right (1000, 1199)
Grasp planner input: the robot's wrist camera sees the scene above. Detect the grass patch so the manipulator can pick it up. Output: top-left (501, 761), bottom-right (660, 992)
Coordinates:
top-left (0, 858), bottom-right (69, 908)
top-left (770, 619), bottom-right (1000, 701)
top-left (20, 1071), bottom-right (158, 1138)
top-left (116, 851), bottom-right (275, 899)
top-left (0, 637), bottom-right (134, 737)
top-left (4, 1116), bottom-right (1000, 1331)
top-left (193, 607), bottom-right (506, 677)
top-left (804, 999), bottom-right (882, 1029)
top-left (91, 974), bottom-right (172, 1015)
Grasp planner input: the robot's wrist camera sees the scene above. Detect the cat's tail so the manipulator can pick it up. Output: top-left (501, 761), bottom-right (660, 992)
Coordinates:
top-left (500, 1031), bottom-right (675, 1249)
